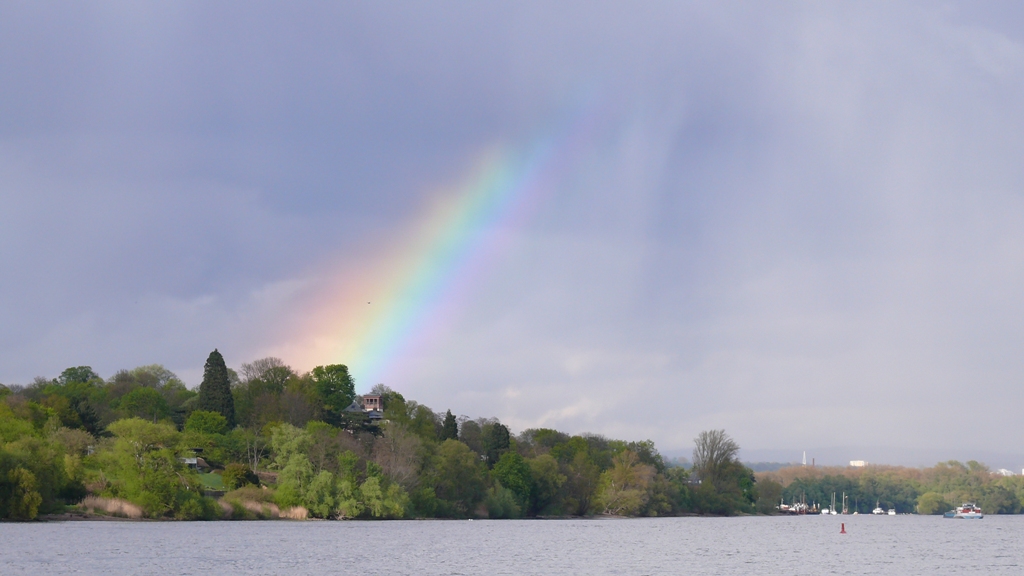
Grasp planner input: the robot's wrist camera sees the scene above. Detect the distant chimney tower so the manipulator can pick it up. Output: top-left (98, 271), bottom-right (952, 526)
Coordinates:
top-left (802, 451), bottom-right (807, 466)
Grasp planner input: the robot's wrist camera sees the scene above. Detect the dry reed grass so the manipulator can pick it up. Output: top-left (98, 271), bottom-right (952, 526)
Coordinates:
top-left (244, 501), bottom-right (283, 517)
top-left (280, 506), bottom-right (308, 520)
top-left (80, 496), bottom-right (144, 519)
top-left (218, 499), bottom-right (285, 519)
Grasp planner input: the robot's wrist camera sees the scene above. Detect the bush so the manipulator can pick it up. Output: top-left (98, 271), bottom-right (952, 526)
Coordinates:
top-left (174, 493), bottom-right (218, 520)
top-left (222, 463), bottom-right (260, 490)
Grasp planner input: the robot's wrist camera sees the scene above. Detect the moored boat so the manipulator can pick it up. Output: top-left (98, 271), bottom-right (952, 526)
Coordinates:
top-left (777, 496), bottom-right (818, 515)
top-left (822, 492), bottom-right (838, 515)
top-left (872, 500), bottom-right (885, 515)
top-left (950, 503), bottom-right (983, 519)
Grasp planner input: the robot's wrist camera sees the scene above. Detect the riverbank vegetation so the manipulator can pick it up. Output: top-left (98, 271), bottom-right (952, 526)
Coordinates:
top-left (1, 351), bottom-right (1018, 520)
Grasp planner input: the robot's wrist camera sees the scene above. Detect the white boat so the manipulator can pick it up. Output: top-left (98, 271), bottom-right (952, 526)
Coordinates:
top-left (887, 508), bottom-right (896, 516)
top-left (872, 500), bottom-right (885, 515)
top-left (777, 498), bottom-right (811, 515)
top-left (823, 492), bottom-right (838, 515)
top-left (952, 503), bottom-right (983, 519)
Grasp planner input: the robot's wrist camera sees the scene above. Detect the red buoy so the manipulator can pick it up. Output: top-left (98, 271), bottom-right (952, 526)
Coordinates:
top-left (840, 523), bottom-right (846, 534)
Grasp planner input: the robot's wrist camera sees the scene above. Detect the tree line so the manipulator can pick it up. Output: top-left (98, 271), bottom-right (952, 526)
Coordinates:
top-left (0, 350), bottom-right (761, 520)
top-left (0, 349), bottom-right (930, 520)
top-left (756, 460), bottom-right (1024, 515)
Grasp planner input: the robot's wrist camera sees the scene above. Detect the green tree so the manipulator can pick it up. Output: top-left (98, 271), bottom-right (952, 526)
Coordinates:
top-left (597, 450), bottom-right (654, 516)
top-left (305, 470), bottom-right (339, 518)
top-left (106, 418), bottom-right (179, 467)
top-left (184, 410), bottom-right (229, 435)
top-left (187, 407), bottom-right (231, 434)
top-left (276, 453), bottom-right (315, 509)
top-left (57, 366), bottom-right (101, 386)
top-left (482, 422), bottom-right (510, 466)
top-left (40, 395), bottom-right (85, 429)
top-left (458, 419), bottom-right (483, 454)
top-left (492, 451), bottom-right (532, 509)
top-left (300, 421), bottom-right (334, 471)
top-left (309, 364), bottom-right (355, 423)
top-left (358, 476), bottom-right (409, 519)
top-left (563, 452), bottom-right (601, 515)
top-left (3, 467), bottom-right (42, 520)
top-left (271, 423), bottom-right (312, 469)
top-left (404, 402), bottom-right (441, 441)
top-left (119, 387), bottom-right (171, 422)
top-left (197, 349), bottom-right (235, 428)
top-left (41, 368), bottom-right (103, 434)
top-left (528, 454), bottom-right (567, 515)
top-left (441, 410), bottom-right (458, 441)
top-left (484, 482), bottom-right (522, 518)
top-left (428, 440), bottom-right (487, 517)
top-left (240, 358), bottom-right (295, 393)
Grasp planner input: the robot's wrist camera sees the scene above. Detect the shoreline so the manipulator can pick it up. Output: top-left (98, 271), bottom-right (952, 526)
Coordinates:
top-left (24, 511), bottom-right (747, 522)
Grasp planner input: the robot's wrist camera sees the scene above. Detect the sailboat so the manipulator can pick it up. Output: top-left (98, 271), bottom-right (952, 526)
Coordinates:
top-left (872, 500), bottom-right (885, 515)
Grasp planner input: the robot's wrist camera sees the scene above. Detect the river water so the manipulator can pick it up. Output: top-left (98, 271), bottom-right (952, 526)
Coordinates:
top-left (1, 515), bottom-right (1021, 575)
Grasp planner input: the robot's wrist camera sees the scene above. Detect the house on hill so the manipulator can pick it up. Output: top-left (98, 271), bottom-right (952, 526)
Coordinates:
top-left (362, 394), bottom-right (383, 422)
top-left (343, 395), bottom-right (384, 423)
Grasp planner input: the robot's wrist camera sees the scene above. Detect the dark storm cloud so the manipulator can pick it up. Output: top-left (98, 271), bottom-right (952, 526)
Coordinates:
top-left (2, 1), bottom-right (1023, 459)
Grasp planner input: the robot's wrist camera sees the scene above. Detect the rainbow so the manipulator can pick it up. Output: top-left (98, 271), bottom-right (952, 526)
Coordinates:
top-left (296, 109), bottom-right (597, 389)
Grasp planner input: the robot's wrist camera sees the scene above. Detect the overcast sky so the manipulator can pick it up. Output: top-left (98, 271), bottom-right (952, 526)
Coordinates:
top-left (3, 1), bottom-right (1024, 461)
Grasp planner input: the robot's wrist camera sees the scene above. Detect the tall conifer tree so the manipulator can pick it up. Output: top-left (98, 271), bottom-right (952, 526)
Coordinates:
top-left (197, 349), bottom-right (235, 428)
top-left (441, 409), bottom-right (458, 441)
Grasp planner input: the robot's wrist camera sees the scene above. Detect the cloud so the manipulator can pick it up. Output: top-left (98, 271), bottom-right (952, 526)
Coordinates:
top-left (2, 1), bottom-right (1023, 459)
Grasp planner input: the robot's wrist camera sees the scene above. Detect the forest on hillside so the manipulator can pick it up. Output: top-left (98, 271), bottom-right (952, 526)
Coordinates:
top-left (0, 351), bottom-right (759, 520)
